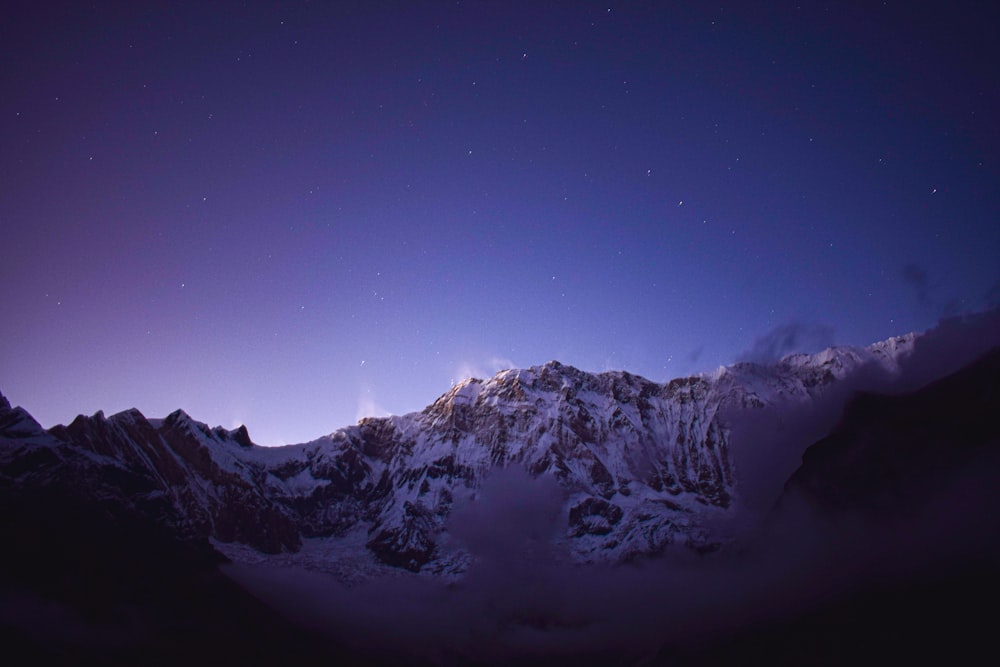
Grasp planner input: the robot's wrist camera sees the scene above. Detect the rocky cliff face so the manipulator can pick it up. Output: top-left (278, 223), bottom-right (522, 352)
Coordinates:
top-left (0, 335), bottom-right (917, 574)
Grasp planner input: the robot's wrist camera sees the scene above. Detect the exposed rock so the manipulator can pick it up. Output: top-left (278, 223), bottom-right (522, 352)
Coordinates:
top-left (569, 497), bottom-right (624, 537)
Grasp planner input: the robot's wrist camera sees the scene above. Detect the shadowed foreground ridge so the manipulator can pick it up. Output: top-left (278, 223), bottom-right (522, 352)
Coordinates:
top-left (656, 346), bottom-right (1000, 666)
top-left (785, 345), bottom-right (1000, 513)
top-left (0, 400), bottom-right (377, 664)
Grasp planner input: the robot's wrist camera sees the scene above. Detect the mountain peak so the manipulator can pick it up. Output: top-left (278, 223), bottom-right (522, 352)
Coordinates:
top-left (539, 359), bottom-right (569, 372)
top-left (204, 423), bottom-right (255, 447)
top-left (107, 408), bottom-right (150, 426)
top-left (166, 408), bottom-right (193, 422)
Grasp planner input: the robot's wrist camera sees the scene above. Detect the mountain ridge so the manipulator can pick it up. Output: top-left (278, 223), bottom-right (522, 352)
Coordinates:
top-left (1, 328), bottom-right (925, 574)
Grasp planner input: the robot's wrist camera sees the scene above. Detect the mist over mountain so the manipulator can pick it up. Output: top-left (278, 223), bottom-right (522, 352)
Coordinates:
top-left (2, 309), bottom-right (999, 665)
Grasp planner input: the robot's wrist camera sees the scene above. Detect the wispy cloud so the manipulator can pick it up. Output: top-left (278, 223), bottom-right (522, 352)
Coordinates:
top-left (453, 356), bottom-right (516, 384)
top-left (986, 280), bottom-right (1000, 308)
top-left (355, 384), bottom-right (389, 422)
top-left (737, 322), bottom-right (835, 364)
top-left (902, 263), bottom-right (932, 307)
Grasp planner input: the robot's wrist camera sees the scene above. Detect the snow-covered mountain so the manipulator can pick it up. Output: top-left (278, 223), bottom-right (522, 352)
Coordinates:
top-left (0, 333), bottom-right (922, 576)
top-left (5, 313), bottom-right (1000, 666)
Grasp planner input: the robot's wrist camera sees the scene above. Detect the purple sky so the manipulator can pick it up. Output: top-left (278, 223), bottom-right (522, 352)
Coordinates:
top-left (2, 1), bottom-right (998, 445)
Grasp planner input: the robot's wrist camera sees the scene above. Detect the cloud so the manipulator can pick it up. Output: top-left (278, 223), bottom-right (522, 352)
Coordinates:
top-left (902, 264), bottom-right (1000, 320)
top-left (355, 384), bottom-right (389, 422)
top-left (688, 345), bottom-right (704, 364)
top-left (891, 306), bottom-right (1000, 390)
top-left (728, 307), bottom-right (1000, 515)
top-left (986, 280), bottom-right (1000, 308)
top-left (228, 459), bottom-right (1000, 666)
top-left (736, 322), bottom-right (835, 364)
top-left (902, 263), bottom-right (932, 307)
top-left (225, 465), bottom-right (885, 664)
top-left (454, 356), bottom-right (516, 384)
top-left (447, 466), bottom-right (566, 572)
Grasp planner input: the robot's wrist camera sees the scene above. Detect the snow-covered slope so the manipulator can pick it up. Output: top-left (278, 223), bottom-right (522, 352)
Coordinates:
top-left (0, 334), bottom-right (918, 574)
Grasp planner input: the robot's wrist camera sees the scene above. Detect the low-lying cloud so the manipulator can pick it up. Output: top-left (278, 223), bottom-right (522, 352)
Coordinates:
top-left (226, 309), bottom-right (1000, 666)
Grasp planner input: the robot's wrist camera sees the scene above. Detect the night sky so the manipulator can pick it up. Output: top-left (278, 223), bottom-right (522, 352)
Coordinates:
top-left (2, 1), bottom-right (998, 445)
